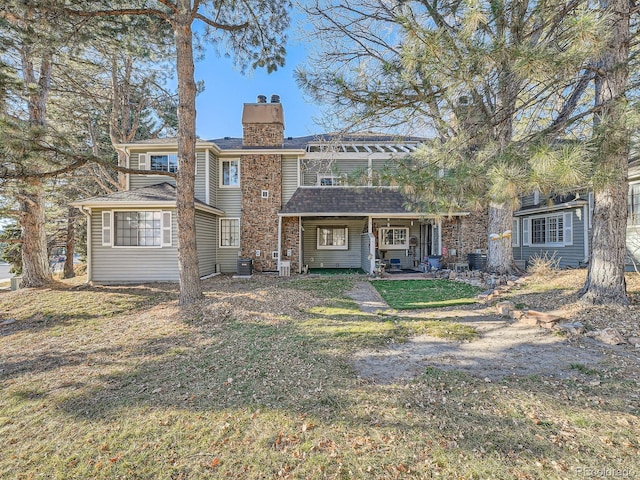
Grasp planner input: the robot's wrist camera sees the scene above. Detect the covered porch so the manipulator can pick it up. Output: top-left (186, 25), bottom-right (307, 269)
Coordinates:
top-left (278, 187), bottom-right (464, 274)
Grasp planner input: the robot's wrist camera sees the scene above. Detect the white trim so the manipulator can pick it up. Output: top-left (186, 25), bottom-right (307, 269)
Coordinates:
top-left (511, 218), bottom-right (520, 247)
top-left (101, 211), bottom-right (112, 246)
top-left (71, 201), bottom-right (223, 216)
top-left (528, 212), bottom-right (571, 247)
top-left (533, 189), bottom-right (540, 205)
top-left (513, 200), bottom-right (586, 216)
top-left (138, 153), bottom-right (148, 170)
top-left (316, 226), bottom-right (349, 250)
top-left (220, 159), bottom-right (240, 188)
top-left (162, 211), bottom-right (172, 247)
top-left (279, 212), bottom-right (468, 218)
top-left (378, 227), bottom-right (410, 250)
top-left (316, 174), bottom-right (342, 186)
top-left (219, 217), bottom-right (240, 248)
top-left (588, 191), bottom-right (594, 228)
top-left (297, 155), bottom-right (302, 187)
top-left (147, 152), bottom-right (178, 173)
top-left (108, 210), bottom-right (169, 249)
top-left (522, 218), bottom-right (531, 246)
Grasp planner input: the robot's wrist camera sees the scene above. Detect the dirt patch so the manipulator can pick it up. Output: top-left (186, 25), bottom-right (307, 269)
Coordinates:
top-left (349, 276), bottom-right (639, 384)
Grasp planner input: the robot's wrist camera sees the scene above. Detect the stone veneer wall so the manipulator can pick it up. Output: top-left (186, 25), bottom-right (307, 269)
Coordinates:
top-left (441, 209), bottom-right (488, 262)
top-left (243, 124), bottom-right (284, 147)
top-left (281, 216), bottom-right (300, 273)
top-left (240, 153), bottom-right (282, 271)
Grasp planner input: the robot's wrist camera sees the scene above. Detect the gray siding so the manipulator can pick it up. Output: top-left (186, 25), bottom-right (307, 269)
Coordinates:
top-left (513, 207), bottom-right (588, 268)
top-left (214, 157), bottom-right (242, 273)
top-left (627, 226), bottom-right (640, 270)
top-left (302, 218), bottom-right (367, 269)
top-left (282, 157), bottom-right (299, 204)
top-left (301, 158), bottom-right (369, 186)
top-left (194, 151), bottom-right (206, 202)
top-left (209, 152), bottom-right (219, 208)
top-left (195, 210), bottom-right (218, 276)
top-left (128, 151), bottom-right (206, 202)
top-left (91, 208), bottom-right (179, 283)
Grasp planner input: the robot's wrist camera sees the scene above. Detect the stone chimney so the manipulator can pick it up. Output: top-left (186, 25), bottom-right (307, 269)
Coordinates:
top-left (240, 95), bottom-right (285, 272)
top-left (242, 94), bottom-right (285, 147)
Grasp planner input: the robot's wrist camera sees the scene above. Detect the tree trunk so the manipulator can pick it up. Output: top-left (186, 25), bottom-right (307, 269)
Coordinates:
top-left (486, 202), bottom-right (515, 274)
top-left (18, 180), bottom-right (51, 287)
top-left (174, 4), bottom-right (202, 305)
top-left (63, 206), bottom-right (76, 279)
top-left (580, 0), bottom-right (630, 305)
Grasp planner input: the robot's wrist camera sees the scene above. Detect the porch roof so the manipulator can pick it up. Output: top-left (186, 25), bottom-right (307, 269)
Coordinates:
top-left (280, 187), bottom-right (461, 217)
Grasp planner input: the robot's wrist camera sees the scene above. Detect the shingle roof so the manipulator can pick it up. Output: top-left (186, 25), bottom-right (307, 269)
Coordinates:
top-left (72, 183), bottom-right (223, 214)
top-left (281, 187), bottom-right (415, 215)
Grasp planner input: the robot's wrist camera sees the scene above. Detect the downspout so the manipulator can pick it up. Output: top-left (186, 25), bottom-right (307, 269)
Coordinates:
top-left (277, 215), bottom-right (282, 273)
top-left (78, 206), bottom-right (92, 283)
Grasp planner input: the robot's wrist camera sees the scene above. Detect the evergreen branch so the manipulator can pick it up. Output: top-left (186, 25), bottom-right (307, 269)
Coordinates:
top-left (156, 0), bottom-right (179, 14)
top-left (63, 8), bottom-right (171, 23)
top-left (193, 13), bottom-right (248, 31)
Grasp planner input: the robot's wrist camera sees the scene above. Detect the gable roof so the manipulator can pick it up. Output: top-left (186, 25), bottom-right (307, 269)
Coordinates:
top-left (71, 183), bottom-right (224, 216)
top-left (280, 187), bottom-right (465, 217)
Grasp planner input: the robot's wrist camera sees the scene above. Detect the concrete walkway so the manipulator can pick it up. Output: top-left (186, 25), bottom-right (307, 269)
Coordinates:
top-left (346, 281), bottom-right (390, 313)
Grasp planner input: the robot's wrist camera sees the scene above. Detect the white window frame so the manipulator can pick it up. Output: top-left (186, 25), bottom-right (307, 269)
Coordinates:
top-left (511, 218), bottom-right (520, 247)
top-left (317, 226), bottom-right (349, 250)
top-left (219, 217), bottom-right (240, 248)
top-left (102, 210), bottom-right (171, 248)
top-left (317, 175), bottom-right (343, 186)
top-left (525, 212), bottom-right (573, 247)
top-left (378, 227), bottom-right (410, 250)
top-left (220, 159), bottom-right (240, 187)
top-left (147, 152), bottom-right (178, 173)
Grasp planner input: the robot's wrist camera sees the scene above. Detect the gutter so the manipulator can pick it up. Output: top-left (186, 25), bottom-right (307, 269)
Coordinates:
top-left (278, 212), bottom-right (470, 218)
top-left (513, 200), bottom-right (587, 217)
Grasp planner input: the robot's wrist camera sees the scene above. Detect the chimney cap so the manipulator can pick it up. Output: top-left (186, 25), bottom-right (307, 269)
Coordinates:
top-left (270, 94), bottom-right (280, 103)
top-left (257, 95), bottom-right (267, 103)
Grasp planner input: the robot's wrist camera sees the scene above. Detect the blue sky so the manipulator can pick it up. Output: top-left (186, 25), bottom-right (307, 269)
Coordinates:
top-left (193, 41), bottom-right (323, 140)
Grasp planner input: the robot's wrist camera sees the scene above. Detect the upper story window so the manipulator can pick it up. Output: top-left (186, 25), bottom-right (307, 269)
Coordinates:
top-left (379, 227), bottom-right (409, 249)
top-left (317, 175), bottom-right (343, 186)
top-left (150, 154), bottom-right (178, 173)
top-left (222, 160), bottom-right (239, 186)
top-left (629, 183), bottom-right (640, 226)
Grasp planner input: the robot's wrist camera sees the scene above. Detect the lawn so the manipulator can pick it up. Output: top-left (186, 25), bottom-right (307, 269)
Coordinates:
top-left (0, 273), bottom-right (639, 479)
top-left (372, 279), bottom-right (484, 309)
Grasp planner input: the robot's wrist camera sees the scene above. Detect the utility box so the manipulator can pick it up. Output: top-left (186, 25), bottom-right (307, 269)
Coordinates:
top-left (280, 260), bottom-right (291, 277)
top-left (237, 258), bottom-right (253, 276)
top-left (10, 276), bottom-right (22, 291)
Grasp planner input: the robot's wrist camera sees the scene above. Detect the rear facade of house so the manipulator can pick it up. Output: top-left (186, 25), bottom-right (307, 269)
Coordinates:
top-left (74, 96), bottom-right (489, 283)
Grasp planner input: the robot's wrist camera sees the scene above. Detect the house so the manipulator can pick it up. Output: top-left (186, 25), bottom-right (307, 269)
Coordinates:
top-left (72, 95), bottom-right (488, 283)
top-left (512, 159), bottom-right (640, 270)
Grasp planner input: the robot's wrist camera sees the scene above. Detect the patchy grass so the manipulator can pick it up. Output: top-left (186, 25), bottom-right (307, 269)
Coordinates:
top-left (0, 273), bottom-right (639, 479)
top-left (372, 279), bottom-right (484, 309)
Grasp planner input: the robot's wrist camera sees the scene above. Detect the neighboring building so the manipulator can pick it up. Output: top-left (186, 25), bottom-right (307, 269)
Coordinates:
top-left (72, 95), bottom-right (488, 283)
top-left (513, 159), bottom-right (640, 270)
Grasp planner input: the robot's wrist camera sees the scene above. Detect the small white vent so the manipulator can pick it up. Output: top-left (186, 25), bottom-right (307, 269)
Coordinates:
top-left (261, 190), bottom-right (269, 199)
top-left (272, 251), bottom-right (279, 260)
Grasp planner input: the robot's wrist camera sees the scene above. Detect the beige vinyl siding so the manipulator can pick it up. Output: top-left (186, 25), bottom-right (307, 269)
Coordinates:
top-left (627, 225), bottom-right (640, 269)
top-left (371, 158), bottom-right (395, 185)
top-left (91, 208), bottom-right (179, 283)
top-left (282, 157), bottom-right (299, 203)
top-left (128, 151), bottom-right (206, 202)
top-left (195, 210), bottom-right (217, 276)
top-left (209, 153), bottom-right (219, 207)
top-left (302, 218), bottom-right (367, 269)
top-left (194, 151), bottom-right (206, 202)
top-left (129, 152), bottom-right (177, 190)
